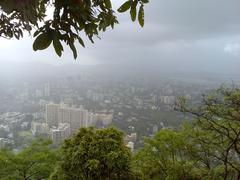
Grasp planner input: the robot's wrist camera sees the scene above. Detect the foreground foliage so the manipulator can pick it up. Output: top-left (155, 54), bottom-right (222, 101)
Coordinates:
top-left (134, 87), bottom-right (240, 179)
top-left (0, 139), bottom-right (58, 180)
top-left (0, 87), bottom-right (239, 179)
top-left (0, 0), bottom-right (149, 59)
top-left (51, 127), bottom-right (133, 180)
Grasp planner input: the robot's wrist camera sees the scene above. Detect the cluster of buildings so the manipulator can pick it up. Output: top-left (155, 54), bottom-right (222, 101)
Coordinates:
top-left (35, 83), bottom-right (50, 98)
top-left (0, 112), bottom-right (30, 148)
top-left (0, 77), bottom-right (212, 149)
top-left (83, 81), bottom-right (195, 112)
top-left (32, 103), bottom-right (113, 145)
top-left (0, 138), bottom-right (14, 149)
top-left (0, 103), bottom-right (113, 149)
top-left (0, 112), bottom-right (26, 130)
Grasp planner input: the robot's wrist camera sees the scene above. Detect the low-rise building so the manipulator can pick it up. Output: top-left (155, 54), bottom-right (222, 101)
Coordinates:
top-left (126, 141), bottom-right (134, 152)
top-left (50, 123), bottom-right (70, 146)
top-left (0, 138), bottom-right (14, 149)
top-left (31, 122), bottom-right (49, 136)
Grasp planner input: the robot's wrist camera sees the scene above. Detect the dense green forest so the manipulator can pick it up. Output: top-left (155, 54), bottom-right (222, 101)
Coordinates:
top-left (0, 87), bottom-right (239, 179)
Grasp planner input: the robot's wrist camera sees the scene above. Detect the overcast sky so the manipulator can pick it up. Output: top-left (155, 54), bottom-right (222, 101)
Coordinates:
top-left (0, 0), bottom-right (240, 75)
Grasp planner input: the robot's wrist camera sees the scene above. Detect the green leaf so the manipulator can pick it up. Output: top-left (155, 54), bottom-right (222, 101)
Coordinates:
top-left (141, 0), bottom-right (149, 3)
top-left (53, 37), bottom-right (63, 57)
top-left (118, 1), bottom-right (131, 13)
top-left (104, 0), bottom-right (112, 9)
top-left (33, 30), bottom-right (40, 37)
top-left (88, 36), bottom-right (94, 44)
top-left (33, 33), bottom-right (52, 51)
top-left (78, 37), bottom-right (85, 47)
top-left (130, 6), bottom-right (137, 22)
top-left (69, 42), bottom-right (77, 59)
top-left (138, 5), bottom-right (145, 27)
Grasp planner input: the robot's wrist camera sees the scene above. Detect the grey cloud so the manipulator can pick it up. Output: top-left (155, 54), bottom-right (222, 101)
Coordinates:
top-left (101, 0), bottom-right (240, 46)
top-left (0, 0), bottom-right (240, 76)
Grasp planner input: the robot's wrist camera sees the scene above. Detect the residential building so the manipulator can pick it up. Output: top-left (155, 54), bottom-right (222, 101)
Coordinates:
top-left (50, 123), bottom-right (70, 145)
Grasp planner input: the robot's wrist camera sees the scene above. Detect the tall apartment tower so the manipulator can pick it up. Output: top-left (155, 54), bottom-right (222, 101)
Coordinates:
top-left (44, 83), bottom-right (50, 97)
top-left (58, 107), bottom-right (71, 125)
top-left (69, 108), bottom-right (89, 134)
top-left (46, 103), bottom-right (90, 135)
top-left (46, 103), bottom-right (60, 127)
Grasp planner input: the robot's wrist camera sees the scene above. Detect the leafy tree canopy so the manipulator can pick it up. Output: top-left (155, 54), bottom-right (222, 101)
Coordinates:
top-left (0, 139), bottom-right (59, 180)
top-left (134, 87), bottom-right (240, 180)
top-left (0, 87), bottom-right (239, 179)
top-left (51, 127), bottom-right (133, 180)
top-left (0, 0), bottom-right (149, 59)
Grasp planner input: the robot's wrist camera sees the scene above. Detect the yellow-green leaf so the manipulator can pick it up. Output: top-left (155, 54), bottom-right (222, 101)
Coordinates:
top-left (138, 5), bottom-right (145, 27)
top-left (104, 0), bottom-right (112, 9)
top-left (118, 1), bottom-right (131, 13)
top-left (130, 6), bottom-right (137, 22)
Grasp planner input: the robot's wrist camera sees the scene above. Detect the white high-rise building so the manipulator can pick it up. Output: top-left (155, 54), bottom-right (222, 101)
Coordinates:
top-left (69, 108), bottom-right (86, 134)
top-left (58, 107), bottom-right (71, 124)
top-left (46, 103), bottom-right (90, 135)
top-left (44, 83), bottom-right (50, 97)
top-left (46, 103), bottom-right (60, 127)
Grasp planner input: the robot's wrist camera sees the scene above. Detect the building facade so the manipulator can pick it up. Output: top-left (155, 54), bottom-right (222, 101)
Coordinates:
top-left (50, 123), bottom-right (70, 145)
